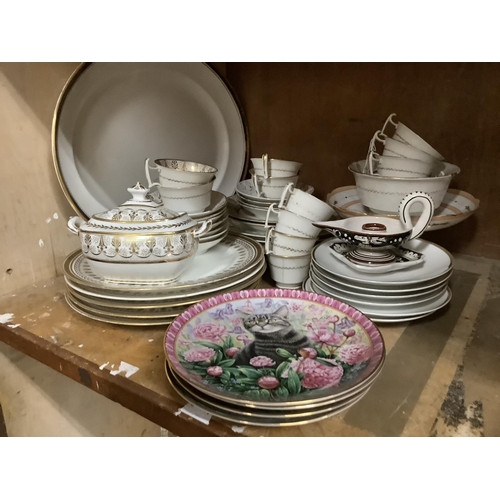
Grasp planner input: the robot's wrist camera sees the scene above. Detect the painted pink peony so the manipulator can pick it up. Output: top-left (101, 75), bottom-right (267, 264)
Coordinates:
top-left (344, 329), bottom-right (356, 338)
top-left (193, 322), bottom-right (227, 341)
top-left (337, 343), bottom-right (373, 365)
top-left (308, 327), bottom-right (344, 347)
top-left (183, 347), bottom-right (215, 363)
top-left (293, 358), bottom-right (344, 389)
top-left (257, 376), bottom-right (280, 390)
top-left (207, 366), bottom-right (223, 377)
top-left (298, 347), bottom-right (317, 359)
top-left (225, 347), bottom-right (240, 358)
top-left (237, 334), bottom-right (252, 346)
top-left (250, 356), bottom-right (276, 367)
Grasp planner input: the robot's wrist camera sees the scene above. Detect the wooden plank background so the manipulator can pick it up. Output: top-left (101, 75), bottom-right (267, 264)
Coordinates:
top-left (225, 62), bottom-right (499, 259)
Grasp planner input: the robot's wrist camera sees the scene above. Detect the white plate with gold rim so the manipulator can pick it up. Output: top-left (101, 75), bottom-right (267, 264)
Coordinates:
top-left (327, 186), bottom-right (479, 232)
top-left (53, 63), bottom-right (247, 220)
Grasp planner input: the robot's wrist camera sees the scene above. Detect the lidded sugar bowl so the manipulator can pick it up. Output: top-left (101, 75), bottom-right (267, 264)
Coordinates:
top-left (67, 183), bottom-right (212, 282)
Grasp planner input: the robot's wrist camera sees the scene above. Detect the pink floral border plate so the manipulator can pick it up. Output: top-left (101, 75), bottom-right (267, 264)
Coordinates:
top-left (165, 289), bottom-right (385, 405)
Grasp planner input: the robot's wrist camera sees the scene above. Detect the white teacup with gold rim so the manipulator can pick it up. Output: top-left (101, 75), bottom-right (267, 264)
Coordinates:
top-left (154, 180), bottom-right (215, 213)
top-left (265, 226), bottom-right (317, 257)
top-left (278, 183), bottom-right (335, 221)
top-left (145, 158), bottom-right (218, 188)
top-left (250, 153), bottom-right (302, 179)
top-left (250, 169), bottom-right (298, 199)
top-left (267, 254), bottom-right (312, 289)
top-left (266, 203), bottom-right (322, 238)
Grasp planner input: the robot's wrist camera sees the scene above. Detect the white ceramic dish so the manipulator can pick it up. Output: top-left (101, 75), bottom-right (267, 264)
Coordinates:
top-left (250, 169), bottom-right (298, 198)
top-left (349, 160), bottom-right (460, 214)
top-left (189, 191), bottom-right (227, 218)
top-left (326, 186), bottom-right (479, 232)
top-left (309, 263), bottom-right (449, 299)
top-left (64, 234), bottom-right (263, 291)
top-left (313, 238), bottom-right (453, 287)
top-left (53, 62), bottom-right (247, 219)
top-left (310, 260), bottom-right (453, 295)
top-left (267, 204), bottom-right (323, 238)
top-left (267, 253), bottom-right (312, 289)
top-left (308, 279), bottom-right (452, 318)
top-left (265, 226), bottom-right (317, 256)
top-left (279, 183), bottom-right (336, 221)
top-left (67, 184), bottom-right (211, 267)
top-left (309, 270), bottom-right (449, 307)
top-left (227, 195), bottom-right (278, 223)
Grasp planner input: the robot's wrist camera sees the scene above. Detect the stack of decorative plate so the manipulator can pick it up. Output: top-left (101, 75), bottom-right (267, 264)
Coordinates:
top-left (164, 288), bottom-right (385, 427)
top-left (304, 238), bottom-right (453, 323)
top-left (228, 180), bottom-right (314, 243)
top-left (63, 235), bottom-right (266, 326)
top-left (188, 191), bottom-right (229, 253)
top-left (327, 186), bottom-right (480, 232)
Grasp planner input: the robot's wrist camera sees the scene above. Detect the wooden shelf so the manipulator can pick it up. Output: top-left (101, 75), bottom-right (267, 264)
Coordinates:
top-left (0, 252), bottom-right (496, 436)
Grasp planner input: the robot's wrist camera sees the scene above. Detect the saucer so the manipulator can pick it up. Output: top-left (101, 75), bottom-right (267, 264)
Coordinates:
top-left (329, 241), bottom-right (424, 274)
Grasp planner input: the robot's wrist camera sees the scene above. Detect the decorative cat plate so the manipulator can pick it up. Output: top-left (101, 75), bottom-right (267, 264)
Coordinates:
top-left (164, 289), bottom-right (385, 407)
top-left (329, 241), bottom-right (425, 274)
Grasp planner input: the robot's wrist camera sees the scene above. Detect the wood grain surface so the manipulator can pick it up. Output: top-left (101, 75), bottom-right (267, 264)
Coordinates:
top-left (225, 62), bottom-right (498, 259)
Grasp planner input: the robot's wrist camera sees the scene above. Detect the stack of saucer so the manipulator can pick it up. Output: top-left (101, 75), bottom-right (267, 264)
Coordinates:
top-left (164, 288), bottom-right (386, 427)
top-left (63, 235), bottom-right (266, 326)
top-left (305, 238), bottom-right (453, 323)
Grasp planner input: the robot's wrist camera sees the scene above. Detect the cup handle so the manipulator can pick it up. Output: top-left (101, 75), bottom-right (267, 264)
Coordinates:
top-left (265, 203), bottom-right (279, 228)
top-left (144, 158), bottom-right (159, 188)
top-left (262, 153), bottom-right (269, 179)
top-left (67, 216), bottom-right (83, 235)
top-left (264, 226), bottom-right (275, 255)
top-left (399, 192), bottom-right (435, 240)
top-left (251, 171), bottom-right (261, 196)
top-left (381, 113), bottom-right (398, 136)
top-left (368, 150), bottom-right (378, 176)
top-left (278, 183), bottom-right (294, 209)
top-left (193, 220), bottom-right (213, 238)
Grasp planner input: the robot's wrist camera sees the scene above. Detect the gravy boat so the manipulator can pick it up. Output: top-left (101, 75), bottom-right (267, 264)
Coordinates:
top-left (313, 192), bottom-right (434, 265)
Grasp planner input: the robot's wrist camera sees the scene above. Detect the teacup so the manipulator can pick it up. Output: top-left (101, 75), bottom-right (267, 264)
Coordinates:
top-left (266, 203), bottom-right (322, 238)
top-left (145, 158), bottom-right (217, 188)
top-left (250, 169), bottom-right (298, 199)
top-left (370, 151), bottom-right (442, 178)
top-left (267, 254), bottom-right (312, 289)
top-left (278, 183), bottom-right (335, 221)
top-left (381, 113), bottom-right (444, 161)
top-left (265, 226), bottom-right (316, 257)
top-left (154, 180), bottom-right (214, 213)
top-left (250, 153), bottom-right (302, 179)
top-left (374, 131), bottom-right (440, 164)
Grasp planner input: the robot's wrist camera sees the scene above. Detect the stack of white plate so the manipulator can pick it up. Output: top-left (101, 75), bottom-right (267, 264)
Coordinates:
top-left (189, 191), bottom-right (229, 253)
top-left (228, 180), bottom-right (314, 243)
top-left (63, 235), bottom-right (266, 326)
top-left (304, 238), bottom-right (453, 323)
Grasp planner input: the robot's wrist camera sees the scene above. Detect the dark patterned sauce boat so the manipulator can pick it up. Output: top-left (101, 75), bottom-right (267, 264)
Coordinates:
top-left (313, 192), bottom-right (434, 266)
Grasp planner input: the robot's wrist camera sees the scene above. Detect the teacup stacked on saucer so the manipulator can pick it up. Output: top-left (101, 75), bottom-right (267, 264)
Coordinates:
top-left (228, 154), bottom-right (313, 243)
top-left (145, 158), bottom-right (229, 253)
top-left (265, 184), bottom-right (336, 289)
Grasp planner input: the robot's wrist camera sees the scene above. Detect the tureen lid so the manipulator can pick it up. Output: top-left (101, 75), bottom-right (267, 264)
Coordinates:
top-left (82, 183), bottom-right (197, 233)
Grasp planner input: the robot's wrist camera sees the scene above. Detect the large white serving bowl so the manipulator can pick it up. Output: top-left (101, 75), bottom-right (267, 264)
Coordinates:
top-left (349, 160), bottom-right (460, 214)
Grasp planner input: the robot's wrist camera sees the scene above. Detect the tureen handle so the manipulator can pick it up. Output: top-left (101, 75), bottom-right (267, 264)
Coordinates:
top-left (144, 158), bottom-right (159, 188)
top-left (67, 216), bottom-right (83, 235)
top-left (399, 192), bottom-right (435, 240)
top-left (193, 220), bottom-right (213, 238)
